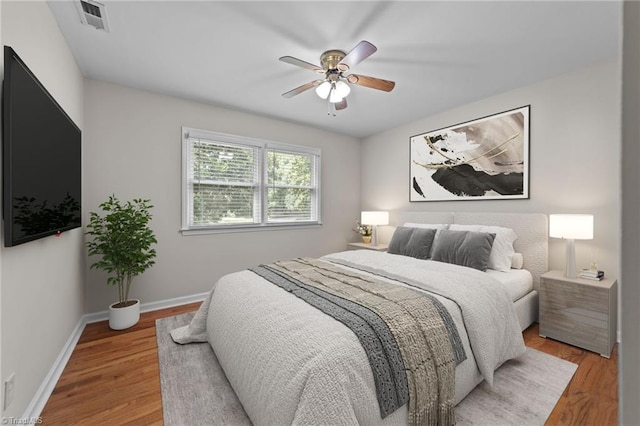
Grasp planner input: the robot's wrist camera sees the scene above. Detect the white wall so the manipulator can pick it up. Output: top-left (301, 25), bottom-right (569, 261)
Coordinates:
top-left (83, 80), bottom-right (361, 313)
top-left (621, 1), bottom-right (640, 422)
top-left (361, 59), bottom-right (621, 282)
top-left (1, 1), bottom-right (85, 419)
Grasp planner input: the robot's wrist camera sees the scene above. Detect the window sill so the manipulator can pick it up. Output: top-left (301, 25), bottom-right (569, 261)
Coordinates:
top-left (180, 222), bottom-right (322, 236)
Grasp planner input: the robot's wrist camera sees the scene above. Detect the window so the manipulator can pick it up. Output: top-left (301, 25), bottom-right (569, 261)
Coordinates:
top-left (182, 127), bottom-right (321, 233)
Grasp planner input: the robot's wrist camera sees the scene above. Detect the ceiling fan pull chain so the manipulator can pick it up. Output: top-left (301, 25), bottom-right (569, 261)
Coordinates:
top-left (327, 88), bottom-right (336, 116)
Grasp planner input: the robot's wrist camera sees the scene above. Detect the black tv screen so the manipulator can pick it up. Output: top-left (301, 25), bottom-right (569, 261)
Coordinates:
top-left (3, 46), bottom-right (81, 247)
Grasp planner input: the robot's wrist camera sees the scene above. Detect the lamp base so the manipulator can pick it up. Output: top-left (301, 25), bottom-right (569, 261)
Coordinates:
top-left (565, 238), bottom-right (577, 278)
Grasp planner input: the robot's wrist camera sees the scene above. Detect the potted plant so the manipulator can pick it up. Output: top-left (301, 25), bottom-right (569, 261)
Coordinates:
top-left (86, 195), bottom-right (157, 330)
top-left (353, 220), bottom-right (373, 244)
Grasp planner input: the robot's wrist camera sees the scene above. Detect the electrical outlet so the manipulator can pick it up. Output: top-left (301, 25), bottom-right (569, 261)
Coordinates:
top-left (4, 373), bottom-right (15, 410)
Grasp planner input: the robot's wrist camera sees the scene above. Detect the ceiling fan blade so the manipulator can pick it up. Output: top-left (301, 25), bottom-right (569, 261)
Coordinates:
top-left (335, 98), bottom-right (348, 110)
top-left (347, 74), bottom-right (395, 92)
top-left (282, 80), bottom-right (323, 98)
top-left (279, 56), bottom-right (324, 74)
top-left (337, 40), bottom-right (377, 72)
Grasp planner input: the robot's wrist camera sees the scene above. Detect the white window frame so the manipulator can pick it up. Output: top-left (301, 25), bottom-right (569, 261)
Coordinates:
top-left (181, 127), bottom-right (321, 235)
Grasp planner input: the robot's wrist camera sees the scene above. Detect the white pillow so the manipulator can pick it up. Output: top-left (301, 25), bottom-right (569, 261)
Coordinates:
top-left (511, 253), bottom-right (524, 269)
top-left (449, 224), bottom-right (518, 272)
top-left (403, 223), bottom-right (450, 230)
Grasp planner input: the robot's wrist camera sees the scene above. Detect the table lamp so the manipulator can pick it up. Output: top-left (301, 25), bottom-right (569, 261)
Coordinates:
top-left (361, 211), bottom-right (389, 246)
top-left (549, 214), bottom-right (594, 278)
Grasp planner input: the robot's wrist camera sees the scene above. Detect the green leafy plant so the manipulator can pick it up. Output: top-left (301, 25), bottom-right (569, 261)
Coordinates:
top-left (86, 195), bottom-right (157, 308)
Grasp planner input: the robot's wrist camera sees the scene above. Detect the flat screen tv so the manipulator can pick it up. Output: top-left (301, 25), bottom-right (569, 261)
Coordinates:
top-left (3, 46), bottom-right (81, 247)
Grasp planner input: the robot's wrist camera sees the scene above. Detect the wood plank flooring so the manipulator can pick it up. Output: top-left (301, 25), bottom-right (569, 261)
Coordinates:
top-left (40, 303), bottom-right (200, 425)
top-left (39, 303), bottom-right (617, 425)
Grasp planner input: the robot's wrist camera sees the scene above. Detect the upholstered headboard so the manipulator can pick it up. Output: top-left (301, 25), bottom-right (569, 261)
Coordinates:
top-left (390, 212), bottom-right (549, 289)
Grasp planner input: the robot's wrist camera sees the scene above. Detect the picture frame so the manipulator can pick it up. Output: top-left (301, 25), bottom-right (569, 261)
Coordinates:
top-left (410, 105), bottom-right (530, 202)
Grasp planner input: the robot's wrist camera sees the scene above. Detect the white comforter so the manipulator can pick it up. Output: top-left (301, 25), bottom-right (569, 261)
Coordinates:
top-left (172, 250), bottom-right (526, 425)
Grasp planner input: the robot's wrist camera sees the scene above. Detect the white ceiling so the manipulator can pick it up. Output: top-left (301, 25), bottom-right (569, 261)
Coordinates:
top-left (47, 1), bottom-right (622, 138)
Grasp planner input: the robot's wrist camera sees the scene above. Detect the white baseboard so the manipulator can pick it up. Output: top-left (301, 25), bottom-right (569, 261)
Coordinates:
top-left (22, 292), bottom-right (208, 420)
top-left (84, 291), bottom-right (209, 324)
top-left (21, 317), bottom-right (85, 421)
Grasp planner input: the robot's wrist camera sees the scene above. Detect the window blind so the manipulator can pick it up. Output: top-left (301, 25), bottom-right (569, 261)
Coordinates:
top-left (182, 128), bottom-right (321, 232)
top-left (188, 138), bottom-right (260, 226)
top-left (266, 149), bottom-right (316, 222)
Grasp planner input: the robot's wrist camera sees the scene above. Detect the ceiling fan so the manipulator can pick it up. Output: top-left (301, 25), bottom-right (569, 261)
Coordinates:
top-left (279, 40), bottom-right (395, 116)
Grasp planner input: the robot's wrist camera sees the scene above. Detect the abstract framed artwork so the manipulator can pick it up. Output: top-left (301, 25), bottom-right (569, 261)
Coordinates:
top-left (410, 105), bottom-right (530, 202)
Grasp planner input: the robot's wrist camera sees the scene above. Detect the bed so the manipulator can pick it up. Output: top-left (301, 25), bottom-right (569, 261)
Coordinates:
top-left (171, 212), bottom-right (548, 425)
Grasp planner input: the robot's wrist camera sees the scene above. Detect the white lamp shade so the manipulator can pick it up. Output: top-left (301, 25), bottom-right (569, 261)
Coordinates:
top-left (361, 211), bottom-right (389, 226)
top-left (315, 81), bottom-right (331, 99)
top-left (549, 214), bottom-right (594, 240)
top-left (328, 85), bottom-right (343, 103)
top-left (334, 80), bottom-right (351, 98)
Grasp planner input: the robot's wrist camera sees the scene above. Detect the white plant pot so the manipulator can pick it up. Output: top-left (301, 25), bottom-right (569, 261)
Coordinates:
top-left (109, 299), bottom-right (140, 330)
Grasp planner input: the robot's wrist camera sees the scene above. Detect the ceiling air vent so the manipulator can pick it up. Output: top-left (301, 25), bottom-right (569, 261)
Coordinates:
top-left (75, 0), bottom-right (110, 32)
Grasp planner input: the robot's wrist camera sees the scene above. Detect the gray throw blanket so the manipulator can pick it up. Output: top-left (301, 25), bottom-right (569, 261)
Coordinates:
top-left (255, 258), bottom-right (464, 426)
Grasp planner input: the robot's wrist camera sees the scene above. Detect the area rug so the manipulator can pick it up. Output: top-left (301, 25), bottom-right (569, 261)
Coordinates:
top-left (157, 313), bottom-right (577, 426)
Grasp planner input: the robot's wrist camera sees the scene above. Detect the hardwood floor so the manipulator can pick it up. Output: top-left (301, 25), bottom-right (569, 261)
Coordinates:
top-left (40, 303), bottom-right (200, 425)
top-left (39, 304), bottom-right (617, 425)
top-left (524, 326), bottom-right (618, 425)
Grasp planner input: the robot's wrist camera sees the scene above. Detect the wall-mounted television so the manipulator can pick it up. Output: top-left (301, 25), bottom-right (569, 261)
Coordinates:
top-left (3, 46), bottom-right (81, 247)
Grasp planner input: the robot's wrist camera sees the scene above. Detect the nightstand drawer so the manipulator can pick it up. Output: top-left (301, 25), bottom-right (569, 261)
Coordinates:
top-left (540, 279), bottom-right (609, 315)
top-left (540, 309), bottom-right (609, 354)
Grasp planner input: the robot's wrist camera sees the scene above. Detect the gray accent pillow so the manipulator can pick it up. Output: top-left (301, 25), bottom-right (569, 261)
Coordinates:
top-left (431, 229), bottom-right (496, 271)
top-left (388, 227), bottom-right (437, 260)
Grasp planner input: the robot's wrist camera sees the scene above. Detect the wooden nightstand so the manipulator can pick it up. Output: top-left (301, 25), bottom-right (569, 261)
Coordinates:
top-left (539, 270), bottom-right (617, 358)
top-left (347, 242), bottom-right (388, 252)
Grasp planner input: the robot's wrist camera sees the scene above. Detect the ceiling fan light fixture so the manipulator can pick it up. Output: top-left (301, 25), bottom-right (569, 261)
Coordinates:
top-left (315, 81), bottom-right (332, 99)
top-left (329, 89), bottom-right (343, 104)
top-left (334, 80), bottom-right (351, 98)
top-left (327, 82), bottom-right (344, 103)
